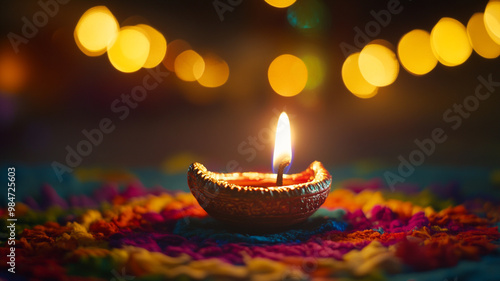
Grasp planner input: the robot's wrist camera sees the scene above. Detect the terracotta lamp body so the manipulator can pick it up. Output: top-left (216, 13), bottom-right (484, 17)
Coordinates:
top-left (187, 161), bottom-right (331, 230)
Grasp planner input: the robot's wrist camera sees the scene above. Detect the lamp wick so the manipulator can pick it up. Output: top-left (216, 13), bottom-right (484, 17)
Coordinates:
top-left (276, 158), bottom-right (290, 186)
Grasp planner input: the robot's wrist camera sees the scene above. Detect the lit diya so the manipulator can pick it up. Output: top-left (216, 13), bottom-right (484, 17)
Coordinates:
top-left (188, 112), bottom-right (332, 229)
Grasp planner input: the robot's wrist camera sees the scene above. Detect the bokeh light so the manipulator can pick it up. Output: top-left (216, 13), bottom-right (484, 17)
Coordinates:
top-left (301, 54), bottom-right (325, 90)
top-left (265, 0), bottom-right (296, 8)
top-left (342, 52), bottom-right (378, 99)
top-left (162, 152), bottom-right (202, 174)
top-left (398, 29), bottom-right (438, 75)
top-left (174, 50), bottom-right (205, 81)
top-left (197, 53), bottom-right (230, 88)
top-left (358, 42), bottom-right (399, 87)
top-left (491, 168), bottom-right (500, 184)
top-left (107, 26), bottom-right (150, 73)
top-left (484, 0), bottom-right (500, 44)
top-left (163, 39), bottom-right (191, 72)
top-left (74, 168), bottom-right (136, 183)
top-left (287, 0), bottom-right (327, 30)
top-left (74, 6), bottom-right (119, 57)
top-left (467, 13), bottom-right (500, 59)
top-left (0, 50), bottom-right (28, 95)
top-left (268, 54), bottom-right (308, 97)
top-left (136, 24), bottom-right (167, 68)
top-left (430, 17), bottom-right (472, 67)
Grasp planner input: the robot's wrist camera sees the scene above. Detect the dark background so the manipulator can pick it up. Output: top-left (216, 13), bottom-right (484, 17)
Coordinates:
top-left (0, 0), bottom-right (499, 177)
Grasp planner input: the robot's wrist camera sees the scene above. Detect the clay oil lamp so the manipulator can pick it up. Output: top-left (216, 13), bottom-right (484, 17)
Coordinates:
top-left (187, 112), bottom-right (332, 230)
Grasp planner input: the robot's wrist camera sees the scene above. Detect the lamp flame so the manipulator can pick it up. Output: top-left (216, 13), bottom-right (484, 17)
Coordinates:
top-left (272, 112), bottom-right (292, 173)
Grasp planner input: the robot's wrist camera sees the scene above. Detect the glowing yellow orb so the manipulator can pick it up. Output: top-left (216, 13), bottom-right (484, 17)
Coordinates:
top-left (175, 50), bottom-right (205, 82)
top-left (342, 52), bottom-right (378, 99)
top-left (358, 43), bottom-right (399, 87)
top-left (430, 17), bottom-right (472, 66)
top-left (74, 6), bottom-right (119, 57)
top-left (265, 0), bottom-right (296, 8)
top-left (136, 24), bottom-right (167, 68)
top-left (302, 54), bottom-right (325, 90)
top-left (268, 54), bottom-right (308, 97)
top-left (107, 26), bottom-right (150, 73)
top-left (197, 54), bottom-right (230, 88)
top-left (485, 0), bottom-right (500, 44)
top-left (467, 13), bottom-right (500, 59)
top-left (163, 39), bottom-right (191, 72)
top-left (398, 29), bottom-right (438, 75)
